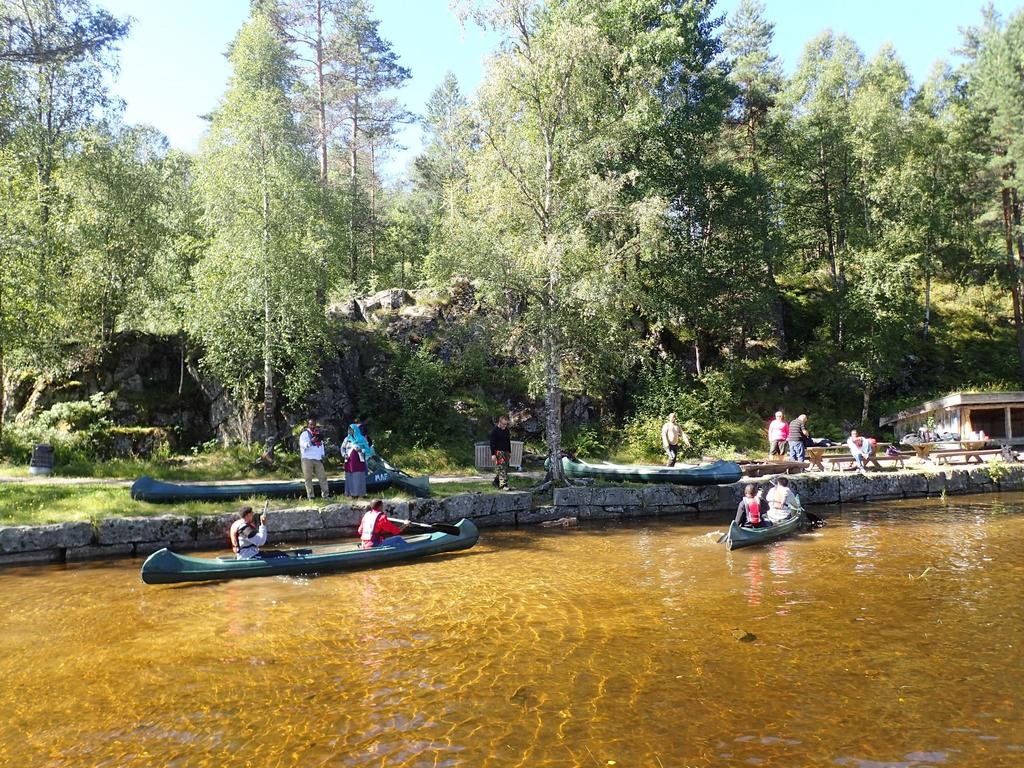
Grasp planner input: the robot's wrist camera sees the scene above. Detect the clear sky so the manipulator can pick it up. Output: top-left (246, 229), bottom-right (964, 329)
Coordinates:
top-left (100, 0), bottom-right (1022, 179)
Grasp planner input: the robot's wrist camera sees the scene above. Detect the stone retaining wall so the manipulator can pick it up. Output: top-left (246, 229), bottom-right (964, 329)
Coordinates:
top-left (2, 465), bottom-right (1022, 567)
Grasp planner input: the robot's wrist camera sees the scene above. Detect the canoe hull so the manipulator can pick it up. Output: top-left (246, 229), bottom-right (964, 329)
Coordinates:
top-left (561, 457), bottom-right (742, 486)
top-left (141, 519), bottom-right (479, 584)
top-left (726, 512), bottom-right (804, 550)
top-left (130, 472), bottom-right (392, 504)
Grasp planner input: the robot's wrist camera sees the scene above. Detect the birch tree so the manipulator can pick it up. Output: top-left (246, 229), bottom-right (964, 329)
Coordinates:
top-left (193, 14), bottom-right (322, 455)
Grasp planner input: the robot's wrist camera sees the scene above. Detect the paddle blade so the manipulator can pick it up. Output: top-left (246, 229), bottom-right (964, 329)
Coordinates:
top-left (389, 518), bottom-right (461, 536)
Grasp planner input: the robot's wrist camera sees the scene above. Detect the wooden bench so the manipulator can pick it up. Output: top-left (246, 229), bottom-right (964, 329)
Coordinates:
top-left (929, 448), bottom-right (1003, 465)
top-left (826, 453), bottom-right (908, 472)
top-left (740, 460), bottom-right (809, 477)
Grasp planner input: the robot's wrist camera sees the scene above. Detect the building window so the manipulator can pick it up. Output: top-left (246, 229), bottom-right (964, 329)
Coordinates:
top-left (1011, 409), bottom-right (1024, 439)
top-left (969, 407), bottom-right (1006, 439)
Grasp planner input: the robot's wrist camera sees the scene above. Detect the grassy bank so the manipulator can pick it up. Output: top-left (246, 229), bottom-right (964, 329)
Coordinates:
top-left (0, 474), bottom-right (538, 527)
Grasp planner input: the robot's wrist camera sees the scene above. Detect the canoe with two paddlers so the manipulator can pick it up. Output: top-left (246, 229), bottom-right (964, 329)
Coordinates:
top-left (724, 508), bottom-right (805, 550)
top-left (140, 518), bottom-right (478, 584)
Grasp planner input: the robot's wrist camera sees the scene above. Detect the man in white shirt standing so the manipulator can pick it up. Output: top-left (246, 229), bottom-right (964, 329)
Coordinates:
top-left (299, 418), bottom-right (330, 500)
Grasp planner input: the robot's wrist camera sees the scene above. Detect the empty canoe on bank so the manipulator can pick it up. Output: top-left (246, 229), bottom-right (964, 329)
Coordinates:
top-left (725, 511), bottom-right (804, 550)
top-left (141, 519), bottom-right (479, 584)
top-left (130, 470), bottom-right (393, 504)
top-left (561, 457), bottom-right (742, 486)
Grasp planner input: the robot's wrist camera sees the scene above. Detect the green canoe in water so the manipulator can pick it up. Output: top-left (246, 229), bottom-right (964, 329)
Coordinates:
top-left (725, 508), bottom-right (805, 550)
top-left (140, 519), bottom-right (478, 584)
top-left (561, 457), bottom-right (742, 486)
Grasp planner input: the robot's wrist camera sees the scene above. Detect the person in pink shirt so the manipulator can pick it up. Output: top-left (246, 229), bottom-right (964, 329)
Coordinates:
top-left (767, 411), bottom-right (789, 457)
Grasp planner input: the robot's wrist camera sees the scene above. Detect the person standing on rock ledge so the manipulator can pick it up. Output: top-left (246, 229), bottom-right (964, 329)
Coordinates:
top-left (299, 418), bottom-right (330, 500)
top-left (490, 414), bottom-right (512, 490)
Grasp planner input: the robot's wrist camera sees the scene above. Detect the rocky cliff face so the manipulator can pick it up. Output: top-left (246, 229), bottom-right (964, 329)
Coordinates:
top-left (6, 333), bottom-right (211, 448)
top-left (3, 280), bottom-right (599, 452)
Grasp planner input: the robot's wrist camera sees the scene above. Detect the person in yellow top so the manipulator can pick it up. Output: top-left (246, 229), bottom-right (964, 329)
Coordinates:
top-left (661, 413), bottom-right (691, 467)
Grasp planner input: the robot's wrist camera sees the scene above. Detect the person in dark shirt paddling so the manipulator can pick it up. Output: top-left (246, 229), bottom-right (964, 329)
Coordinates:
top-left (489, 414), bottom-right (512, 490)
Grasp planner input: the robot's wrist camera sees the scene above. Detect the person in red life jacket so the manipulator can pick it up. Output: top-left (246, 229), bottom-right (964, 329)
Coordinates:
top-left (357, 499), bottom-right (409, 549)
top-left (229, 506), bottom-right (269, 559)
top-left (734, 484), bottom-right (769, 528)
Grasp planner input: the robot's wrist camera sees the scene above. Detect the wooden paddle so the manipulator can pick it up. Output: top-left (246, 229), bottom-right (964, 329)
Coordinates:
top-left (388, 517), bottom-right (461, 536)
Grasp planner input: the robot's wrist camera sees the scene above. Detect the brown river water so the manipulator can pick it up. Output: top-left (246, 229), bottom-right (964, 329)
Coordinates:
top-left (1, 494), bottom-right (1023, 768)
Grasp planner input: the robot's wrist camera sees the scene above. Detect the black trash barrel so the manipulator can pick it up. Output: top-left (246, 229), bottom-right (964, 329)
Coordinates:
top-left (29, 444), bottom-right (54, 476)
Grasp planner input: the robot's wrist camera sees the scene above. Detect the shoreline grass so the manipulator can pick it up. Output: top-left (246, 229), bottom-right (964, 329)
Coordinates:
top-left (0, 472), bottom-right (538, 527)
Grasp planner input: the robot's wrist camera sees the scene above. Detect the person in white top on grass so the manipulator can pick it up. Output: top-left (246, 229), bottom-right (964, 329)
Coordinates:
top-left (299, 417), bottom-right (330, 500)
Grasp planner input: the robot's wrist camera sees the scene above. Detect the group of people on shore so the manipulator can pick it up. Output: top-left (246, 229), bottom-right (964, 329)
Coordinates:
top-left (767, 411), bottom-right (812, 462)
top-left (768, 410), bottom-right (883, 473)
top-left (298, 417), bottom-right (374, 501)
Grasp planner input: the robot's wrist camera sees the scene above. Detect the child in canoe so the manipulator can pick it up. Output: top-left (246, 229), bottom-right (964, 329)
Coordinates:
top-left (734, 484), bottom-right (769, 528)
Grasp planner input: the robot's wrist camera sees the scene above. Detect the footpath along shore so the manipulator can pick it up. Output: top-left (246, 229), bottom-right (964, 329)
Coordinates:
top-left (1, 462), bottom-right (1022, 567)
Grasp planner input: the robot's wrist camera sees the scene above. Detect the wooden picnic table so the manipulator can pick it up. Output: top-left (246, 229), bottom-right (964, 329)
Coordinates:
top-left (930, 447), bottom-right (1002, 465)
top-left (907, 440), bottom-right (988, 462)
top-left (806, 442), bottom-right (892, 471)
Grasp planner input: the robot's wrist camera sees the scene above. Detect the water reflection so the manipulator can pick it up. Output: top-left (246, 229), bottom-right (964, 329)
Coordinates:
top-left (0, 495), bottom-right (1022, 767)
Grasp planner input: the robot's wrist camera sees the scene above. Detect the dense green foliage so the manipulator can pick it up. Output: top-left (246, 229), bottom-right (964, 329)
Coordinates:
top-left (3, 0), bottom-right (1024, 470)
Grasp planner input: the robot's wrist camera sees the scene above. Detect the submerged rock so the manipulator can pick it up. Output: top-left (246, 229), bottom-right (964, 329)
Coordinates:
top-left (731, 628), bottom-right (757, 643)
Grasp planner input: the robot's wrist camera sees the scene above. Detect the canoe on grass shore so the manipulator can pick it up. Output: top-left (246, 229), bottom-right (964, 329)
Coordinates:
top-left (725, 509), bottom-right (804, 550)
top-left (561, 457), bottom-right (742, 486)
top-left (141, 519), bottom-right (479, 584)
top-left (130, 470), bottom-right (393, 504)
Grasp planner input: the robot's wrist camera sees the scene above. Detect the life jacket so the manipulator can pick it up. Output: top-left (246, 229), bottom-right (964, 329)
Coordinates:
top-left (229, 519), bottom-right (257, 557)
top-left (767, 486), bottom-right (790, 512)
top-left (359, 509), bottom-right (385, 549)
top-left (745, 497), bottom-right (762, 526)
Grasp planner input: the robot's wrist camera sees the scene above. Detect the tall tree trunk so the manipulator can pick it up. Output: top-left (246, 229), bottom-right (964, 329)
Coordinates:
top-left (312, 0), bottom-right (329, 306)
top-left (750, 120), bottom-right (786, 352)
top-left (349, 93), bottom-right (359, 284)
top-left (261, 150), bottom-right (277, 457)
top-left (369, 137), bottom-right (376, 272)
top-left (543, 326), bottom-right (564, 484)
top-left (922, 262), bottom-right (932, 340)
top-left (1002, 186), bottom-right (1024, 378)
top-left (0, 337), bottom-right (5, 444)
top-left (694, 338), bottom-right (702, 376)
top-left (861, 381), bottom-right (872, 425)
top-left (315, 0), bottom-right (328, 186)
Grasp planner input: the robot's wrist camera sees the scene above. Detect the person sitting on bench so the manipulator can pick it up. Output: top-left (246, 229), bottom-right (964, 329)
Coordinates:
top-left (846, 429), bottom-right (874, 473)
